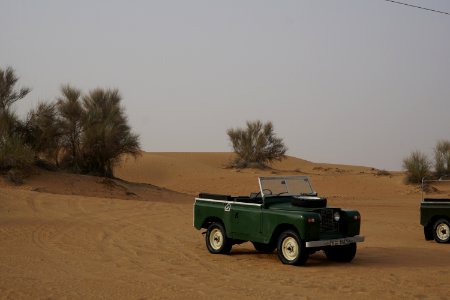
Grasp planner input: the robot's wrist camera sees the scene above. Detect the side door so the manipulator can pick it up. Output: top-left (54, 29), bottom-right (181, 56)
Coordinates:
top-left (230, 202), bottom-right (262, 241)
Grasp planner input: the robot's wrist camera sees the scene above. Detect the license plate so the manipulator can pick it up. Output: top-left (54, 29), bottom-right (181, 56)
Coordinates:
top-left (330, 239), bottom-right (352, 246)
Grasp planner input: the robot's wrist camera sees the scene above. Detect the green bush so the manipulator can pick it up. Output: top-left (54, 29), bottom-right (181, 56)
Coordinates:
top-left (227, 120), bottom-right (287, 168)
top-left (0, 66), bottom-right (30, 111)
top-left (434, 140), bottom-right (450, 177)
top-left (402, 150), bottom-right (430, 184)
top-left (376, 169), bottom-right (391, 176)
top-left (80, 88), bottom-right (140, 177)
top-left (57, 85), bottom-right (83, 172)
top-left (0, 135), bottom-right (34, 171)
top-left (26, 102), bottom-right (62, 164)
top-left (0, 66), bottom-right (33, 175)
top-left (0, 67), bottom-right (141, 178)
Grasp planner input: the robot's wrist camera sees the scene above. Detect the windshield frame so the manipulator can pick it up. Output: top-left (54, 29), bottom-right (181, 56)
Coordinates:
top-left (258, 176), bottom-right (316, 197)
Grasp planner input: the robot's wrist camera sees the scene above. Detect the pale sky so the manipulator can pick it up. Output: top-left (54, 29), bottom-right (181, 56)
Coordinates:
top-left (2, 0), bottom-right (450, 170)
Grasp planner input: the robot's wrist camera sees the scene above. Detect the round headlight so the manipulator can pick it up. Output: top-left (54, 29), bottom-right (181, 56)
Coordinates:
top-left (333, 211), bottom-right (341, 222)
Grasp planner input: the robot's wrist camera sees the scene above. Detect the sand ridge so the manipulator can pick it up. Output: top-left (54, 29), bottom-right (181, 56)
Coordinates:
top-left (1, 152), bottom-right (449, 299)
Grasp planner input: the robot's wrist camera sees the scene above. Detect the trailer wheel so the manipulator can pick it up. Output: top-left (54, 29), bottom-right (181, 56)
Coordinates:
top-left (433, 219), bottom-right (450, 243)
top-left (205, 222), bottom-right (232, 254)
top-left (277, 230), bottom-right (308, 265)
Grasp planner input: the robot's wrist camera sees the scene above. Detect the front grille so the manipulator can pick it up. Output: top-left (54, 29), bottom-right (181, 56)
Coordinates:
top-left (317, 209), bottom-right (339, 233)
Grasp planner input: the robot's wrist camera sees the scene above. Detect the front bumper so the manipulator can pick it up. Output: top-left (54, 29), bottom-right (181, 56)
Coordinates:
top-left (305, 235), bottom-right (365, 248)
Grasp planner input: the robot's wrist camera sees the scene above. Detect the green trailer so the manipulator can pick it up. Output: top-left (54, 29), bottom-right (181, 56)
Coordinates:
top-left (193, 176), bottom-right (364, 266)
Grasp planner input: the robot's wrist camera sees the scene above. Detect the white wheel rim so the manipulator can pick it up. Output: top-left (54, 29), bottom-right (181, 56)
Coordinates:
top-left (282, 236), bottom-right (299, 261)
top-left (210, 228), bottom-right (223, 250)
top-left (436, 223), bottom-right (450, 241)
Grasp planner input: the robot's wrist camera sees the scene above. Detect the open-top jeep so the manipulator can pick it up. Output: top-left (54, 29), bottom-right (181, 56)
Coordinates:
top-left (421, 178), bottom-right (450, 243)
top-left (193, 176), bottom-right (364, 266)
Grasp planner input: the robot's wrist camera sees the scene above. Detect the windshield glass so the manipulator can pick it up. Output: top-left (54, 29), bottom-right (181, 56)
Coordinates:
top-left (259, 176), bottom-right (315, 196)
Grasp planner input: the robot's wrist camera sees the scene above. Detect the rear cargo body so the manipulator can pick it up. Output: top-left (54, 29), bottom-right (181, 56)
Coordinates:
top-left (420, 199), bottom-right (450, 227)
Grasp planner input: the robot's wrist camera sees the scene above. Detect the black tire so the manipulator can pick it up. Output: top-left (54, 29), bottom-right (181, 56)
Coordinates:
top-left (277, 230), bottom-right (309, 266)
top-left (432, 219), bottom-right (450, 243)
top-left (252, 242), bottom-right (276, 253)
top-left (324, 243), bottom-right (357, 262)
top-left (205, 222), bottom-right (232, 254)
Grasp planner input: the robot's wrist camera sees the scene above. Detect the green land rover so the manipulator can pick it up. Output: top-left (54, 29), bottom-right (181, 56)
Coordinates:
top-left (193, 176), bottom-right (364, 266)
top-left (421, 178), bottom-right (450, 243)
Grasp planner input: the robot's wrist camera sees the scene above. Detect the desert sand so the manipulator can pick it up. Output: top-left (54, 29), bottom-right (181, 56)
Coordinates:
top-left (1, 152), bottom-right (449, 299)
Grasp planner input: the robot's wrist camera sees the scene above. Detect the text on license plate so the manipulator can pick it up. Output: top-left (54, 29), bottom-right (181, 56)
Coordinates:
top-left (330, 239), bottom-right (352, 246)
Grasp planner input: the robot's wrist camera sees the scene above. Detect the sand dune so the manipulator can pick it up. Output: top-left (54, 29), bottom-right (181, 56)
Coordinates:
top-left (116, 152), bottom-right (378, 196)
top-left (1, 152), bottom-right (449, 299)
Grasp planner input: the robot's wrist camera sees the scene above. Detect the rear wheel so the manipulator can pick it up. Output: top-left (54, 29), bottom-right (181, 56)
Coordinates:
top-left (277, 230), bottom-right (308, 266)
top-left (433, 219), bottom-right (450, 243)
top-left (324, 243), bottom-right (357, 262)
top-left (205, 222), bottom-right (232, 254)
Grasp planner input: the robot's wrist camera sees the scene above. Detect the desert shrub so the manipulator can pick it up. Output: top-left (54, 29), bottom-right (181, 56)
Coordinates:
top-left (26, 102), bottom-right (62, 164)
top-left (0, 67), bottom-right (30, 140)
top-left (0, 109), bottom-right (19, 138)
top-left (57, 85), bottom-right (84, 171)
top-left (402, 150), bottom-right (430, 184)
top-left (0, 135), bottom-right (34, 171)
top-left (1, 67), bottom-right (141, 178)
top-left (227, 120), bottom-right (287, 168)
top-left (0, 67), bottom-right (30, 111)
top-left (80, 88), bottom-right (140, 177)
top-left (23, 86), bottom-right (140, 177)
top-left (376, 169), bottom-right (391, 176)
top-left (0, 67), bottom-right (32, 172)
top-left (434, 140), bottom-right (450, 177)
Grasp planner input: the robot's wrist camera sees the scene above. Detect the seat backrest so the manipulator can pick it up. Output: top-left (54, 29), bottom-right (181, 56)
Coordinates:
top-left (198, 193), bottom-right (231, 201)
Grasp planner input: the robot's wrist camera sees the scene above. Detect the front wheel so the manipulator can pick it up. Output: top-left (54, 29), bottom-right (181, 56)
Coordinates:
top-left (433, 219), bottom-right (450, 243)
top-left (277, 230), bottom-right (309, 266)
top-left (324, 243), bottom-right (357, 262)
top-left (205, 222), bottom-right (232, 254)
